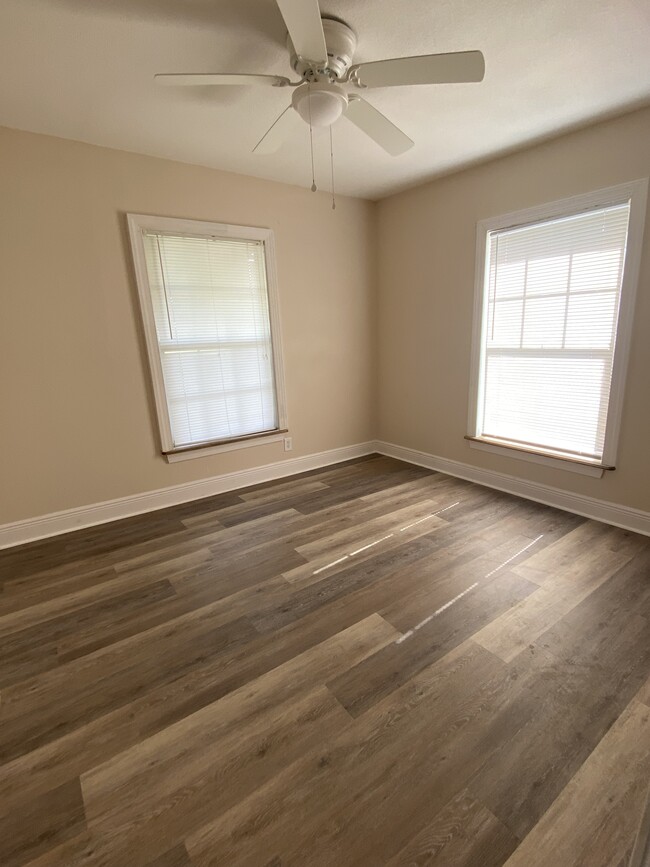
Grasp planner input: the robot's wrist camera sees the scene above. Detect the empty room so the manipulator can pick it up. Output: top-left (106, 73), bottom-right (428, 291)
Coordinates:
top-left (1, 0), bottom-right (650, 865)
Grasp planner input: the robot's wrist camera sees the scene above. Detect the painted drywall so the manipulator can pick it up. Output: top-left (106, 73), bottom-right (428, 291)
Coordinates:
top-left (0, 126), bottom-right (376, 524)
top-left (377, 105), bottom-right (650, 512)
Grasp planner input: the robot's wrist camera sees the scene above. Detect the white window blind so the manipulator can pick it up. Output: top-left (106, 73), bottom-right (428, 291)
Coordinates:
top-left (478, 202), bottom-right (631, 462)
top-left (141, 231), bottom-right (279, 449)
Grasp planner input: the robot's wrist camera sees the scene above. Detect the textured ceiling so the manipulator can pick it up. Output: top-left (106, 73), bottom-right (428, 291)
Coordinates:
top-left (1, 0), bottom-right (650, 199)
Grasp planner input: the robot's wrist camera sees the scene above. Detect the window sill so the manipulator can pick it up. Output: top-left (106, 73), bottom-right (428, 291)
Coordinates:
top-left (164, 430), bottom-right (288, 463)
top-left (465, 436), bottom-right (613, 478)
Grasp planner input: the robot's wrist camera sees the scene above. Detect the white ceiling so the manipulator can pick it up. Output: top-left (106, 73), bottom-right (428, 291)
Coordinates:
top-left (1, 0), bottom-right (650, 199)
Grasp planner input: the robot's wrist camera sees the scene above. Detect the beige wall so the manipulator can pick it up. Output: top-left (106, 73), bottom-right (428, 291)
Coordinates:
top-left (0, 126), bottom-right (376, 524)
top-left (377, 106), bottom-right (650, 512)
top-left (3, 106), bottom-right (650, 529)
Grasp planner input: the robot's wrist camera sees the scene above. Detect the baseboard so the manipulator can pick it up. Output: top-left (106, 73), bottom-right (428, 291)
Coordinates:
top-left (0, 442), bottom-right (375, 550)
top-left (4, 438), bottom-right (648, 549)
top-left (375, 440), bottom-right (650, 537)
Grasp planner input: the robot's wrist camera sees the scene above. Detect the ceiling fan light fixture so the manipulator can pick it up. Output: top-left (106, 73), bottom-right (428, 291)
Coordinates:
top-left (292, 82), bottom-right (348, 127)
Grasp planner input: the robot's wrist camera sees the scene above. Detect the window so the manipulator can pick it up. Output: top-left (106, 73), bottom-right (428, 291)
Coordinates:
top-left (128, 214), bottom-right (287, 460)
top-left (468, 180), bottom-right (647, 477)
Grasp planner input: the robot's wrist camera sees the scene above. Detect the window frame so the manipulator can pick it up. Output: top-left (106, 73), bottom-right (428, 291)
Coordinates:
top-left (467, 179), bottom-right (648, 478)
top-left (127, 213), bottom-right (288, 462)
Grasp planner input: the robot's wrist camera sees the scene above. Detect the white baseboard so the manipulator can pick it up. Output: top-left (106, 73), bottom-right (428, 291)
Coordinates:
top-left (0, 442), bottom-right (375, 550)
top-left (375, 440), bottom-right (650, 537)
top-left (4, 438), bottom-right (649, 549)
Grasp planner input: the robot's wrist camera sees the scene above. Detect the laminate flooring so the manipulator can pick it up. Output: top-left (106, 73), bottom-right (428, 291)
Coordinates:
top-left (0, 455), bottom-right (649, 866)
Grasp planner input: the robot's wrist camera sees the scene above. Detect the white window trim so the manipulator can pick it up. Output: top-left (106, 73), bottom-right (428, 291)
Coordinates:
top-left (127, 213), bottom-right (288, 462)
top-left (467, 178), bottom-right (648, 477)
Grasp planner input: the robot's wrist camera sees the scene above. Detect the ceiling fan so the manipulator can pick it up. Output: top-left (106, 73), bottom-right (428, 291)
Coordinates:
top-left (155, 0), bottom-right (485, 159)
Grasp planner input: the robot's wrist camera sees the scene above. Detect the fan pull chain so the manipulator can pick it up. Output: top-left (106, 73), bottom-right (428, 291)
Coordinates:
top-left (329, 125), bottom-right (336, 210)
top-left (307, 85), bottom-right (317, 192)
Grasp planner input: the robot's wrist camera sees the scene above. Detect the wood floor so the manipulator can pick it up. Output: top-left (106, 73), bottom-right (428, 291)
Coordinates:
top-left (0, 455), bottom-right (649, 866)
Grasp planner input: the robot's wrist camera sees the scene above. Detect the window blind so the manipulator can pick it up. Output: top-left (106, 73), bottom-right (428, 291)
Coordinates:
top-left (479, 202), bottom-right (630, 462)
top-left (141, 231), bottom-right (279, 449)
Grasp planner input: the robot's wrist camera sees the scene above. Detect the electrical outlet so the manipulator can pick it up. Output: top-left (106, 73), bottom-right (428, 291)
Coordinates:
top-left (284, 436), bottom-right (293, 452)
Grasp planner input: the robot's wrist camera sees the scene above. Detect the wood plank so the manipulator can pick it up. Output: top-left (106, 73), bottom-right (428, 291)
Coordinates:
top-left (185, 640), bottom-right (539, 866)
top-left (469, 611), bottom-right (650, 840)
top-left (0, 613), bottom-right (258, 762)
top-left (0, 565), bottom-right (118, 609)
top-left (0, 507), bottom-right (195, 583)
top-left (80, 687), bottom-right (350, 865)
top-left (294, 499), bottom-right (444, 560)
top-left (379, 532), bottom-right (542, 634)
top-left (475, 499), bottom-right (584, 547)
top-left (638, 673), bottom-right (650, 708)
top-left (57, 546), bottom-right (304, 662)
top-left (0, 579), bottom-right (176, 681)
top-left (0, 637), bottom-right (59, 689)
top-left (280, 465), bottom-right (434, 516)
top-left (238, 477), bottom-right (330, 504)
top-left (283, 501), bottom-right (448, 587)
top-left (328, 570), bottom-right (537, 718)
top-left (80, 618), bottom-right (398, 841)
top-left (629, 781), bottom-right (650, 867)
top-left (144, 844), bottom-right (194, 867)
top-left (0, 614), bottom-right (398, 808)
top-left (386, 789), bottom-right (518, 867)
top-left (504, 698), bottom-right (650, 867)
top-left (249, 498), bottom-right (538, 641)
top-left (16, 833), bottom-right (93, 867)
top-left (170, 541), bottom-right (306, 600)
top-left (510, 520), bottom-right (640, 585)
top-left (0, 512), bottom-right (189, 584)
top-left (196, 465), bottom-right (428, 531)
top-left (468, 544), bottom-right (650, 840)
top-left (533, 545), bottom-right (650, 668)
top-left (0, 569), bottom-right (180, 638)
top-left (472, 524), bottom-right (641, 662)
top-left (250, 535), bottom-right (440, 635)
top-left (0, 779), bottom-right (86, 867)
top-left (180, 478), bottom-right (329, 528)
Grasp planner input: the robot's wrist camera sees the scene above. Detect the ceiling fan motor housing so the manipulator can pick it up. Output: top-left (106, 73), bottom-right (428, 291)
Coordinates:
top-left (287, 17), bottom-right (357, 79)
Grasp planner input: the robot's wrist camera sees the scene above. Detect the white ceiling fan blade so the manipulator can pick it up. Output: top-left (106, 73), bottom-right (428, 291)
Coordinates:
top-left (155, 73), bottom-right (291, 87)
top-left (344, 97), bottom-right (414, 156)
top-left (275, 0), bottom-right (327, 63)
top-left (253, 104), bottom-right (301, 154)
top-left (350, 50), bottom-right (485, 88)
